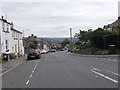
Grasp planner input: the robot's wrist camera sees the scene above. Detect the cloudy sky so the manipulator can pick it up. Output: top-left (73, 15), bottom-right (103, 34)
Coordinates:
top-left (1, 0), bottom-right (119, 37)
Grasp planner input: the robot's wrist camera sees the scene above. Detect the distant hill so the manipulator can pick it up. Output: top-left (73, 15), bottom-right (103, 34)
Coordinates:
top-left (40, 37), bottom-right (77, 43)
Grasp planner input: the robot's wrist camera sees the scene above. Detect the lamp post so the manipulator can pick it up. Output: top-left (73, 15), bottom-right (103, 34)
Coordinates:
top-left (23, 29), bottom-right (29, 40)
top-left (23, 29), bottom-right (29, 55)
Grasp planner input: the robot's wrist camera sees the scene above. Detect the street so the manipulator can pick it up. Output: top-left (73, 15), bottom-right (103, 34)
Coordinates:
top-left (2, 51), bottom-right (119, 88)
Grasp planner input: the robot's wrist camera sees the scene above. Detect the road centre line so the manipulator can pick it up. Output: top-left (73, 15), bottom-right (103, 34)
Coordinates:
top-left (32, 70), bottom-right (34, 73)
top-left (91, 69), bottom-right (118, 83)
top-left (26, 80), bottom-right (30, 85)
top-left (26, 59), bottom-right (40, 85)
top-left (0, 62), bottom-right (23, 76)
top-left (30, 75), bottom-right (32, 78)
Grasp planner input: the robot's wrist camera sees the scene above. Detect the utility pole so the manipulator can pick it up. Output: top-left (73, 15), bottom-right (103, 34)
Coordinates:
top-left (70, 28), bottom-right (72, 42)
top-left (70, 28), bottom-right (72, 52)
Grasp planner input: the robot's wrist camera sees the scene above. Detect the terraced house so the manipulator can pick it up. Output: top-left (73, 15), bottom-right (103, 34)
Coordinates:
top-left (0, 16), bottom-right (24, 60)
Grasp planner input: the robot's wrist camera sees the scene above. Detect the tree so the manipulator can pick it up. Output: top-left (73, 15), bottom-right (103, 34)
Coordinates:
top-left (60, 39), bottom-right (70, 48)
top-left (114, 25), bottom-right (120, 34)
top-left (29, 40), bottom-right (38, 49)
top-left (74, 30), bottom-right (88, 45)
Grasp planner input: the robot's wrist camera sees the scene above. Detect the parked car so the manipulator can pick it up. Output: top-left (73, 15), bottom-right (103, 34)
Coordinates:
top-left (50, 49), bottom-right (56, 52)
top-left (40, 49), bottom-right (48, 54)
top-left (61, 48), bottom-right (65, 51)
top-left (46, 50), bottom-right (51, 53)
top-left (27, 50), bottom-right (41, 60)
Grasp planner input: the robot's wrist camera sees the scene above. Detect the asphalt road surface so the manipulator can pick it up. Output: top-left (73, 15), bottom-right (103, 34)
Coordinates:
top-left (2, 51), bottom-right (119, 88)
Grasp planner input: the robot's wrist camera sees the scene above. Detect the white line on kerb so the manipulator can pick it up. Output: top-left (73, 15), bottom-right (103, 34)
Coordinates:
top-left (93, 68), bottom-right (101, 72)
top-left (26, 80), bottom-right (30, 85)
top-left (91, 69), bottom-right (118, 83)
top-left (106, 70), bottom-right (120, 77)
top-left (0, 62), bottom-right (23, 76)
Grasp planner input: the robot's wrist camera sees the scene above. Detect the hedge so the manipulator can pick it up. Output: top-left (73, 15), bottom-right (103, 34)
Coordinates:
top-left (103, 34), bottom-right (120, 49)
top-left (91, 35), bottom-right (104, 49)
top-left (91, 34), bottom-right (120, 49)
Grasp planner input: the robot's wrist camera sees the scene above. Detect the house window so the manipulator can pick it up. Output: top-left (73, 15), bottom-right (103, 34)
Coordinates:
top-left (5, 40), bottom-right (8, 51)
top-left (15, 44), bottom-right (17, 52)
top-left (6, 24), bottom-right (9, 32)
top-left (2, 22), bottom-right (5, 32)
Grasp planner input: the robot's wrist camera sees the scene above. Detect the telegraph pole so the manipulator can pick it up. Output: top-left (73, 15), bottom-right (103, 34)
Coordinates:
top-left (70, 28), bottom-right (72, 52)
top-left (70, 28), bottom-right (72, 42)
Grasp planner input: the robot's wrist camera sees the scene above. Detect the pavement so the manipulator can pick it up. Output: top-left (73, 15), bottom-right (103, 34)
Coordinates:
top-left (0, 56), bottom-right (26, 75)
top-left (1, 51), bottom-right (120, 88)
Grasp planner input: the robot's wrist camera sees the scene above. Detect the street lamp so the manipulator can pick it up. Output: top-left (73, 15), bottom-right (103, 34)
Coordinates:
top-left (23, 29), bottom-right (29, 39)
top-left (23, 29), bottom-right (29, 55)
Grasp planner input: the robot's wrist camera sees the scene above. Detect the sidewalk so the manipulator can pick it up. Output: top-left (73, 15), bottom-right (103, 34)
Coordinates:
top-left (70, 52), bottom-right (120, 58)
top-left (0, 56), bottom-right (26, 75)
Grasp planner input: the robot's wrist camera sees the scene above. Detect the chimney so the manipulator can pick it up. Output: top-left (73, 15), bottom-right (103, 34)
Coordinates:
top-left (11, 22), bottom-right (14, 29)
top-left (118, 16), bottom-right (120, 20)
top-left (31, 34), bottom-right (34, 37)
top-left (1, 16), bottom-right (3, 20)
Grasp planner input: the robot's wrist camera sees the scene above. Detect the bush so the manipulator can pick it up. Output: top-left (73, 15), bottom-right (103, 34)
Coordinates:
top-left (10, 54), bottom-right (16, 59)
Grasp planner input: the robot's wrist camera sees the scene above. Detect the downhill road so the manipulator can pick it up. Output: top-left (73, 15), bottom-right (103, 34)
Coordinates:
top-left (2, 51), bottom-right (119, 88)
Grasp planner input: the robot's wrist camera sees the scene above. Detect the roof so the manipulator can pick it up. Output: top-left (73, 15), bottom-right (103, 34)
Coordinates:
top-left (108, 18), bottom-right (120, 28)
top-left (11, 28), bottom-right (22, 34)
top-left (0, 18), bottom-right (11, 25)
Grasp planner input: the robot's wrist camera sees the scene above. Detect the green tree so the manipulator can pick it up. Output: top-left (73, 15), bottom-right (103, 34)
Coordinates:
top-left (60, 39), bottom-right (70, 47)
top-left (114, 25), bottom-right (120, 34)
top-left (29, 40), bottom-right (38, 49)
top-left (74, 30), bottom-right (88, 45)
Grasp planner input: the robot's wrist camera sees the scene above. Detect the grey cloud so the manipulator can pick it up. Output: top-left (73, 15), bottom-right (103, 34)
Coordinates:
top-left (1, 1), bottom-right (118, 37)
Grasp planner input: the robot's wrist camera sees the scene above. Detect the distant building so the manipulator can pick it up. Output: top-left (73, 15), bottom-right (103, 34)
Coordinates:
top-left (0, 16), bottom-right (24, 59)
top-left (103, 2), bottom-right (120, 31)
top-left (23, 34), bottom-right (38, 53)
top-left (24, 34), bottom-right (52, 53)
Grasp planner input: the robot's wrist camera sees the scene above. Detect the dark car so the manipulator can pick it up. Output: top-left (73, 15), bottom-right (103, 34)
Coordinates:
top-left (27, 50), bottom-right (41, 60)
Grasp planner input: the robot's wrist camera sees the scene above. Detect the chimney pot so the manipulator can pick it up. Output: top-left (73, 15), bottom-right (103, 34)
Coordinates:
top-left (1, 16), bottom-right (3, 19)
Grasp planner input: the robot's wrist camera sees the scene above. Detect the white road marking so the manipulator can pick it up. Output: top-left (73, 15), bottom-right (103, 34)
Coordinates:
top-left (103, 58), bottom-right (106, 59)
top-left (112, 60), bottom-right (117, 62)
top-left (91, 69), bottom-right (118, 83)
top-left (0, 62), bottom-right (23, 76)
top-left (26, 59), bottom-right (40, 85)
top-left (107, 59), bottom-right (111, 61)
top-left (106, 70), bottom-right (120, 77)
top-left (93, 68), bottom-right (101, 72)
top-left (32, 71), bottom-right (34, 73)
top-left (30, 75), bottom-right (32, 78)
top-left (26, 80), bottom-right (30, 85)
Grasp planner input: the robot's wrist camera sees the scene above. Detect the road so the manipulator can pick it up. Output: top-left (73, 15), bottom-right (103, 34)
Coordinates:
top-left (2, 51), bottom-right (119, 88)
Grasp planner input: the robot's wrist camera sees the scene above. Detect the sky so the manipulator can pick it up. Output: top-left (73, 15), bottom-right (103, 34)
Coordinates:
top-left (0, 0), bottom-right (119, 38)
